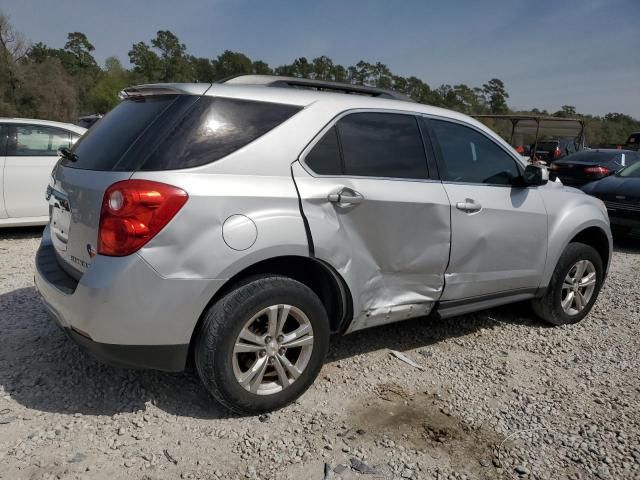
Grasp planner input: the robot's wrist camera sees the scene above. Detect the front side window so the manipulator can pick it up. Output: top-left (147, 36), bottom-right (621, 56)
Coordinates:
top-left (11, 125), bottom-right (71, 156)
top-left (431, 119), bottom-right (520, 185)
top-left (304, 112), bottom-right (429, 179)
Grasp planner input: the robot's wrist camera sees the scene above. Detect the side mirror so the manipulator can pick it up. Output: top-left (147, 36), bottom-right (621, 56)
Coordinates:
top-left (522, 164), bottom-right (549, 186)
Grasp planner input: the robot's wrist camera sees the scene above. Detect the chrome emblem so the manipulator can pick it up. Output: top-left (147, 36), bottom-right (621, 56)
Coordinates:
top-left (86, 244), bottom-right (97, 259)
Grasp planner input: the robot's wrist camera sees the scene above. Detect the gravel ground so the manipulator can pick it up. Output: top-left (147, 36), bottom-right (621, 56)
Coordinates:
top-left (0, 227), bottom-right (639, 480)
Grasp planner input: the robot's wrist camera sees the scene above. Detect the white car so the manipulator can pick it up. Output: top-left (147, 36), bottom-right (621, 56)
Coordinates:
top-left (0, 118), bottom-right (86, 227)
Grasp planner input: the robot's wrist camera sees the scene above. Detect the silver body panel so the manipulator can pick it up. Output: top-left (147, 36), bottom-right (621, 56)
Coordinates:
top-left (291, 162), bottom-right (449, 332)
top-left (34, 82), bottom-right (612, 350)
top-left (439, 182), bottom-right (548, 299)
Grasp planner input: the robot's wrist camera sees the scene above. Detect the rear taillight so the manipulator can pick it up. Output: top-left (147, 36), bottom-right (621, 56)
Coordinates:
top-left (98, 180), bottom-right (188, 257)
top-left (584, 166), bottom-right (610, 175)
top-left (553, 146), bottom-right (562, 159)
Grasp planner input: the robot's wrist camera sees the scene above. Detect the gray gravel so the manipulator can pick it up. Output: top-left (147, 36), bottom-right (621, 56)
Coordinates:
top-left (1, 227), bottom-right (639, 480)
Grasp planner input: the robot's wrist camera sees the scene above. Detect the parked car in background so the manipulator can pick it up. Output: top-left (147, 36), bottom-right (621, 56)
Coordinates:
top-left (35, 76), bottom-right (611, 414)
top-left (582, 161), bottom-right (640, 237)
top-left (0, 118), bottom-right (86, 227)
top-left (549, 149), bottom-right (640, 187)
top-left (626, 132), bottom-right (640, 151)
top-left (76, 114), bottom-right (103, 129)
top-left (533, 138), bottom-right (581, 162)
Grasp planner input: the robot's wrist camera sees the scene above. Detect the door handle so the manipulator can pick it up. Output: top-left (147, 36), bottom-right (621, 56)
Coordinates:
top-left (328, 187), bottom-right (365, 205)
top-left (455, 198), bottom-right (482, 213)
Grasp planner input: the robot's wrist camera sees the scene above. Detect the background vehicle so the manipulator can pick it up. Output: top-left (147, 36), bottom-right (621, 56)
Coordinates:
top-left (549, 149), bottom-right (640, 187)
top-left (35, 76), bottom-right (612, 414)
top-left (534, 138), bottom-right (582, 162)
top-left (473, 114), bottom-right (585, 163)
top-left (626, 132), bottom-right (640, 151)
top-left (582, 161), bottom-right (640, 237)
top-left (0, 118), bottom-right (86, 227)
top-left (76, 114), bottom-right (103, 129)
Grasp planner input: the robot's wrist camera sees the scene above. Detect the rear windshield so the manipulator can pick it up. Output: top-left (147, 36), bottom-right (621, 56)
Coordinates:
top-left (65, 95), bottom-right (302, 171)
top-left (68, 96), bottom-right (178, 170)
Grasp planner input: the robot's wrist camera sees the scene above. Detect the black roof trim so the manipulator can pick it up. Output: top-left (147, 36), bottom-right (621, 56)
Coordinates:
top-left (219, 75), bottom-right (413, 102)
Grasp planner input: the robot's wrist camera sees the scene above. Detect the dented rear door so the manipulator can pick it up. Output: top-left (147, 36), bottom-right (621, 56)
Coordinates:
top-left (291, 111), bottom-right (451, 332)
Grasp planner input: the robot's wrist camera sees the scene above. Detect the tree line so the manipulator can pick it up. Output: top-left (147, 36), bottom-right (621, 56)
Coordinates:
top-left (1, 12), bottom-right (638, 146)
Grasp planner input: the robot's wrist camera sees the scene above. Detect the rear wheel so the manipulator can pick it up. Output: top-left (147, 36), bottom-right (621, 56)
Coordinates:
top-left (531, 242), bottom-right (604, 326)
top-left (195, 276), bottom-right (329, 414)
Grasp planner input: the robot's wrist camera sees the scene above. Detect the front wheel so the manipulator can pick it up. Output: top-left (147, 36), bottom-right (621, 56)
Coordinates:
top-left (531, 242), bottom-right (604, 326)
top-left (195, 276), bottom-right (329, 414)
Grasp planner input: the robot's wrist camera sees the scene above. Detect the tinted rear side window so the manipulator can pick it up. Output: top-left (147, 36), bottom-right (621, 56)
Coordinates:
top-left (337, 113), bottom-right (428, 179)
top-left (142, 97), bottom-right (301, 170)
top-left (66, 95), bottom-right (301, 171)
top-left (68, 96), bottom-right (177, 170)
top-left (305, 126), bottom-right (342, 175)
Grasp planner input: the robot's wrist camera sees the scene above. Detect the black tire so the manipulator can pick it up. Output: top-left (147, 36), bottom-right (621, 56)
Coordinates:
top-left (531, 242), bottom-right (603, 326)
top-left (195, 275), bottom-right (329, 415)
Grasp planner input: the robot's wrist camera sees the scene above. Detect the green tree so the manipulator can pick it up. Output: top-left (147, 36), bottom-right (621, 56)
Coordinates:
top-left (252, 60), bottom-right (272, 75)
top-left (190, 56), bottom-right (216, 82)
top-left (312, 56), bottom-right (333, 80)
top-left (63, 32), bottom-right (98, 73)
top-left (0, 12), bottom-right (29, 114)
top-left (482, 78), bottom-right (509, 114)
top-left (128, 41), bottom-right (162, 82)
top-left (128, 31), bottom-right (193, 83)
top-left (214, 50), bottom-right (253, 79)
top-left (87, 56), bottom-right (129, 113)
top-left (151, 30), bottom-right (192, 81)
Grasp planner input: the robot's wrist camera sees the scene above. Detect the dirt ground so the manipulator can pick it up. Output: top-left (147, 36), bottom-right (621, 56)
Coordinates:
top-left (1, 228), bottom-right (639, 480)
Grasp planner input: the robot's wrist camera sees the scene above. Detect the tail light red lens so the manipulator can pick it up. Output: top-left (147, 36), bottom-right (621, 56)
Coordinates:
top-left (553, 146), bottom-right (562, 159)
top-left (583, 166), bottom-right (610, 175)
top-left (98, 180), bottom-right (188, 257)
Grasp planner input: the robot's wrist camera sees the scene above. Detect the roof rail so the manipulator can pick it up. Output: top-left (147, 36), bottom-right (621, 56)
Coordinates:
top-left (219, 75), bottom-right (413, 102)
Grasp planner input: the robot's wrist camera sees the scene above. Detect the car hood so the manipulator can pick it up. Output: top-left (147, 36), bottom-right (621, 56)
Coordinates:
top-left (583, 175), bottom-right (640, 197)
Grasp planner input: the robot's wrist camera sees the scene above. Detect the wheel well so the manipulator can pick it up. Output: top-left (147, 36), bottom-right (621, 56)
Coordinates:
top-left (570, 227), bottom-right (610, 273)
top-left (189, 256), bottom-right (352, 354)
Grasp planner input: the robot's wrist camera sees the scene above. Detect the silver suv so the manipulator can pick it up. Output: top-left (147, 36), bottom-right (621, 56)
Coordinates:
top-left (35, 75), bottom-right (612, 414)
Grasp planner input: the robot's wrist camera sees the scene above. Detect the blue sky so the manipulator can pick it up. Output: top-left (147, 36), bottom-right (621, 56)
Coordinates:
top-left (3, 0), bottom-right (639, 117)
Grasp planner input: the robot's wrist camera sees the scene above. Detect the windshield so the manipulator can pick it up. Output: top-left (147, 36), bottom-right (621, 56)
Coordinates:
top-left (618, 161), bottom-right (640, 178)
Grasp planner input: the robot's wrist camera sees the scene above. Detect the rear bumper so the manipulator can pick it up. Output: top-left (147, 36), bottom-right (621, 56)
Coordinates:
top-left (35, 226), bottom-right (225, 371)
top-left (41, 297), bottom-right (188, 371)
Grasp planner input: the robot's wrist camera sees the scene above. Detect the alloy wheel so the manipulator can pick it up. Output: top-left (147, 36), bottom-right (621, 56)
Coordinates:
top-left (232, 304), bottom-right (314, 395)
top-left (561, 259), bottom-right (597, 316)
